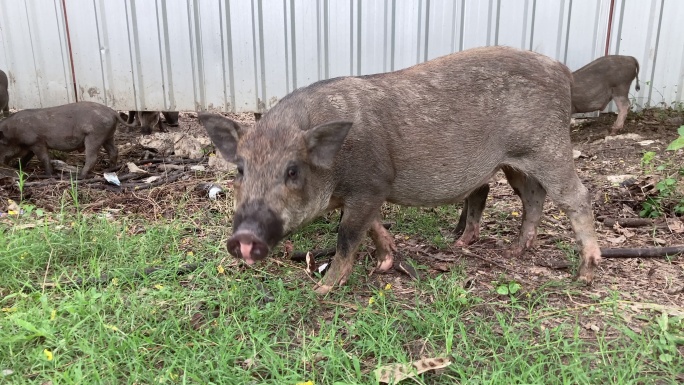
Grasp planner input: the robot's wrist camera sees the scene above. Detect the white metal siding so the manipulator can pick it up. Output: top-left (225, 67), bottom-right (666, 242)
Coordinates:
top-left (0, 0), bottom-right (682, 112)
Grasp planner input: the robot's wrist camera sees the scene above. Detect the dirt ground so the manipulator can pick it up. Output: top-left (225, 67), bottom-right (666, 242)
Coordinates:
top-left (1, 108), bottom-right (683, 332)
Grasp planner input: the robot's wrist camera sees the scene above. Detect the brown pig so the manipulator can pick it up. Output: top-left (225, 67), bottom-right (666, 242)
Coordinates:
top-left (454, 55), bottom-right (641, 244)
top-left (200, 46), bottom-right (602, 295)
top-left (0, 70), bottom-right (9, 118)
top-left (0, 101), bottom-right (135, 178)
top-left (572, 55), bottom-right (640, 135)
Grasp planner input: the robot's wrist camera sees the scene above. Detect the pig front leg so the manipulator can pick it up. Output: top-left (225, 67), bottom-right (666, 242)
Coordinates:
top-left (30, 144), bottom-right (54, 176)
top-left (18, 151), bottom-right (35, 170)
top-left (314, 197), bottom-right (384, 295)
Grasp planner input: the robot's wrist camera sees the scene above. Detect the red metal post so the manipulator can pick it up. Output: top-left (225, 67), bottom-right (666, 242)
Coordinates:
top-left (61, 0), bottom-right (79, 101)
top-left (604, 0), bottom-right (616, 56)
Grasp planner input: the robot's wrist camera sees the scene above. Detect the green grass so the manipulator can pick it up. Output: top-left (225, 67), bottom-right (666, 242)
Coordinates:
top-left (1, 201), bottom-right (683, 384)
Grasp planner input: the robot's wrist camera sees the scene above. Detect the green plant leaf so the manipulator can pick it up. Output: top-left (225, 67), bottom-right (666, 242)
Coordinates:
top-left (677, 125), bottom-right (684, 137)
top-left (508, 282), bottom-right (521, 294)
top-left (496, 285), bottom-right (509, 295)
top-left (658, 353), bottom-right (673, 363)
top-left (666, 137), bottom-right (684, 151)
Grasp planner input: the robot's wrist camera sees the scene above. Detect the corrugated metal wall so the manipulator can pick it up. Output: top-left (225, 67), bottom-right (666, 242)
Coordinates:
top-left (1, 0), bottom-right (682, 112)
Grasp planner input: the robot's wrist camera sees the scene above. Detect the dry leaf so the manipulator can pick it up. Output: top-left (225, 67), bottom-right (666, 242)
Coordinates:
top-left (629, 302), bottom-right (684, 317)
top-left (142, 176), bottom-right (161, 184)
top-left (305, 252), bottom-right (316, 276)
top-left (666, 218), bottom-right (684, 234)
top-left (397, 261), bottom-right (419, 281)
top-left (606, 235), bottom-right (626, 245)
top-left (616, 227), bottom-right (636, 238)
top-left (126, 162), bottom-right (147, 173)
top-left (375, 357), bottom-right (452, 384)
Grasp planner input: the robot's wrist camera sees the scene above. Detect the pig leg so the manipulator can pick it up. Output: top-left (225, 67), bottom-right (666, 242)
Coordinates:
top-left (314, 198), bottom-right (384, 295)
top-left (454, 184), bottom-right (489, 246)
top-left (454, 201), bottom-right (469, 236)
top-left (18, 151), bottom-right (35, 170)
top-left (2, 105), bottom-right (8, 118)
top-left (127, 111), bottom-right (137, 125)
top-left (157, 119), bottom-right (168, 133)
top-left (102, 136), bottom-right (119, 166)
top-left (30, 144), bottom-right (54, 176)
top-left (522, 163), bottom-right (601, 284)
top-left (609, 94), bottom-right (631, 135)
top-left (369, 217), bottom-right (396, 272)
top-left (502, 167), bottom-right (546, 257)
top-left (80, 135), bottom-right (107, 178)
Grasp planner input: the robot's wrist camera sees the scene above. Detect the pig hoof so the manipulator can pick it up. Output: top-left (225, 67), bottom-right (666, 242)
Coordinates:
top-left (454, 236), bottom-right (476, 247)
top-left (313, 283), bottom-right (334, 295)
top-left (576, 270), bottom-right (595, 285)
top-left (503, 246), bottom-right (525, 259)
top-left (375, 255), bottom-right (394, 273)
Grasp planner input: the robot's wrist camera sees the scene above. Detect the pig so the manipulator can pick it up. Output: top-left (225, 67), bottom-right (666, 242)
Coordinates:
top-left (454, 56), bottom-right (641, 242)
top-left (572, 55), bottom-right (640, 135)
top-left (0, 70), bottom-right (9, 118)
top-left (127, 110), bottom-right (179, 134)
top-left (0, 101), bottom-right (135, 178)
top-left (200, 46), bottom-right (602, 295)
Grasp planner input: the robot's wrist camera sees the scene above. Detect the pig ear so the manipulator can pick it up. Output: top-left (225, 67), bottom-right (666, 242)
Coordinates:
top-left (304, 121), bottom-right (353, 168)
top-left (198, 112), bottom-right (248, 163)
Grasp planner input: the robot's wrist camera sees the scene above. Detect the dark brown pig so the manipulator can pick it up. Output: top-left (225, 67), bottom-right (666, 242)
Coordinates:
top-left (0, 101), bottom-right (135, 178)
top-left (0, 70), bottom-right (9, 118)
top-left (572, 55), bottom-right (640, 135)
top-left (200, 46), bottom-right (602, 295)
top-left (127, 110), bottom-right (178, 134)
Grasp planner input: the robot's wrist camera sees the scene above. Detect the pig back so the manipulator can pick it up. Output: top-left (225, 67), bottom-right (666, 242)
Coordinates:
top-left (0, 102), bottom-right (118, 151)
top-left (296, 46), bottom-right (573, 206)
top-left (571, 55), bottom-right (639, 113)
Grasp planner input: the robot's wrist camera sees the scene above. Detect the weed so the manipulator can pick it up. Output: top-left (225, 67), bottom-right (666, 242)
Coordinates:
top-left (638, 126), bottom-right (684, 217)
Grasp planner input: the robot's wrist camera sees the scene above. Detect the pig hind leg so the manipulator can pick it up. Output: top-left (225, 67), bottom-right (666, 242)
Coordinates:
top-left (369, 217), bottom-right (396, 272)
top-left (102, 132), bottom-right (119, 166)
top-left (610, 90), bottom-right (631, 135)
top-left (315, 196), bottom-right (385, 295)
top-left (518, 158), bottom-right (601, 284)
top-left (80, 132), bottom-right (110, 178)
top-left (501, 166), bottom-right (546, 257)
top-left (454, 184), bottom-right (489, 246)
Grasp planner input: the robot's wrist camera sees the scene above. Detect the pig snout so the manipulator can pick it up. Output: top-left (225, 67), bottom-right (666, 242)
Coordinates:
top-left (227, 231), bottom-right (270, 265)
top-left (227, 200), bottom-right (284, 265)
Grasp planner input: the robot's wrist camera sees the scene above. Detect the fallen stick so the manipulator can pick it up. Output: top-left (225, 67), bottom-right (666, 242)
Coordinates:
top-left (138, 157), bottom-right (206, 165)
top-left (122, 170), bottom-right (186, 190)
top-left (290, 247), bottom-right (336, 262)
top-left (600, 217), bottom-right (659, 228)
top-left (600, 246), bottom-right (684, 258)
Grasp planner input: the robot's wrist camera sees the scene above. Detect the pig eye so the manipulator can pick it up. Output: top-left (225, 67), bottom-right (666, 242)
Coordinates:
top-left (286, 165), bottom-right (299, 180)
top-left (235, 160), bottom-right (244, 177)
